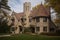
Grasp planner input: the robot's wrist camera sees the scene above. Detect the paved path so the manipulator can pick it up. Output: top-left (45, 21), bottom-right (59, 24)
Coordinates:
top-left (0, 35), bottom-right (11, 37)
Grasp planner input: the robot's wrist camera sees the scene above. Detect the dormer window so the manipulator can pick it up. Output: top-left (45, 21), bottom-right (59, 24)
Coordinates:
top-left (43, 18), bottom-right (47, 22)
top-left (36, 18), bottom-right (40, 22)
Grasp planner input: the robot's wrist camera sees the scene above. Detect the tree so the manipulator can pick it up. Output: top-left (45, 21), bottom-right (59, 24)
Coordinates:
top-left (0, 0), bottom-right (10, 10)
top-left (45, 0), bottom-right (60, 31)
top-left (32, 4), bottom-right (42, 10)
top-left (45, 0), bottom-right (60, 14)
top-left (0, 17), bottom-right (10, 33)
top-left (0, 0), bottom-right (11, 33)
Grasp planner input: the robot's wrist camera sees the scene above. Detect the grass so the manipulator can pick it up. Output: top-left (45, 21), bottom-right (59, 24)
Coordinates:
top-left (0, 34), bottom-right (60, 40)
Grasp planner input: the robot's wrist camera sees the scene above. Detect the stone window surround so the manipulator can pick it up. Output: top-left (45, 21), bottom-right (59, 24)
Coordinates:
top-left (43, 26), bottom-right (47, 32)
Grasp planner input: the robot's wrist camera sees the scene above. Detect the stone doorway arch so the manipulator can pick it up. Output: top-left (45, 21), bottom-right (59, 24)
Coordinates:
top-left (19, 26), bottom-right (23, 33)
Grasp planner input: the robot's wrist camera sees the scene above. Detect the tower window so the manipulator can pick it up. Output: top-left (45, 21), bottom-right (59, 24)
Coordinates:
top-left (29, 19), bottom-right (31, 22)
top-left (21, 18), bottom-right (24, 22)
top-left (29, 18), bottom-right (32, 22)
top-left (26, 6), bottom-right (29, 11)
top-left (27, 6), bottom-right (29, 10)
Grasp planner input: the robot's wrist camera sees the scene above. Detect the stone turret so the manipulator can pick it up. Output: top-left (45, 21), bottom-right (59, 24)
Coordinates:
top-left (24, 2), bottom-right (31, 27)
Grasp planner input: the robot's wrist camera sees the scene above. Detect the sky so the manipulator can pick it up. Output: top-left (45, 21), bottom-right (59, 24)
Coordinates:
top-left (8, 0), bottom-right (45, 13)
top-left (8, 0), bottom-right (56, 20)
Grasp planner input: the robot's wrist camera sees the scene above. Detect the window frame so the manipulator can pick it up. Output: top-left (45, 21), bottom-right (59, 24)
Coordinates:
top-left (36, 18), bottom-right (40, 22)
top-left (43, 26), bottom-right (47, 32)
top-left (43, 18), bottom-right (47, 22)
top-left (36, 27), bottom-right (40, 32)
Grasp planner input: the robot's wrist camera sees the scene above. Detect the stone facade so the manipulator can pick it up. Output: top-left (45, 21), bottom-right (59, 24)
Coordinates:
top-left (10, 2), bottom-right (55, 34)
top-left (24, 2), bottom-right (31, 27)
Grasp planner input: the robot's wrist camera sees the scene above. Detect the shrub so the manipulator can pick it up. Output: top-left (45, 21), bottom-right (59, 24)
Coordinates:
top-left (40, 32), bottom-right (60, 36)
top-left (24, 27), bottom-right (31, 33)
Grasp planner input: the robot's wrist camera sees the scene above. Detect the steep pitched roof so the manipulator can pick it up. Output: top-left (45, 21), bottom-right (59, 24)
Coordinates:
top-left (14, 4), bottom-right (50, 20)
top-left (14, 12), bottom-right (24, 20)
top-left (30, 4), bottom-right (50, 17)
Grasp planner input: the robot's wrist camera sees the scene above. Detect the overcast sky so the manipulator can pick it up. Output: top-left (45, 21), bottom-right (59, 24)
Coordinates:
top-left (8, 0), bottom-right (44, 13)
top-left (8, 0), bottom-right (56, 20)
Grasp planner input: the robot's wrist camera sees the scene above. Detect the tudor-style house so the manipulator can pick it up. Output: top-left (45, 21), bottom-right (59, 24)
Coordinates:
top-left (10, 2), bottom-right (56, 34)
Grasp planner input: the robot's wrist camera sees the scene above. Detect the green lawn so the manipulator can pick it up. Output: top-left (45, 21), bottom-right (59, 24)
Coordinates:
top-left (0, 34), bottom-right (60, 40)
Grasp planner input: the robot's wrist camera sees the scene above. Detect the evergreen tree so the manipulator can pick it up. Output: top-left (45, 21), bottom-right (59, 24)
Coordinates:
top-left (0, 0), bottom-right (10, 10)
top-left (0, 0), bottom-right (11, 33)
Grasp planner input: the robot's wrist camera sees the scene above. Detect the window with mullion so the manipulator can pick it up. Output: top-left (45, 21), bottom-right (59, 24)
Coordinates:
top-left (36, 18), bottom-right (40, 22)
top-left (43, 26), bottom-right (47, 32)
top-left (43, 18), bottom-right (47, 22)
top-left (36, 27), bottom-right (40, 31)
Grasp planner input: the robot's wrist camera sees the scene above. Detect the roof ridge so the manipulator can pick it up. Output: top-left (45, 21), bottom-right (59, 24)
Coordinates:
top-left (41, 5), bottom-right (49, 16)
